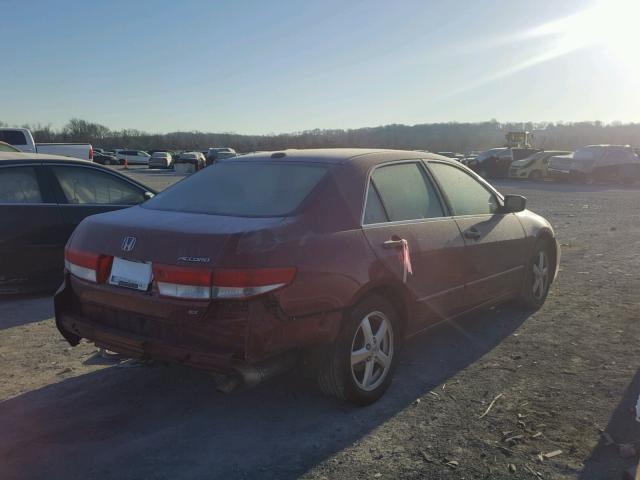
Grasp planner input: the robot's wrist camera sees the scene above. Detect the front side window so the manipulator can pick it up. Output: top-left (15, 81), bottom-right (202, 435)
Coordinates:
top-left (52, 166), bottom-right (145, 205)
top-left (429, 163), bottom-right (498, 216)
top-left (0, 167), bottom-right (43, 203)
top-left (370, 163), bottom-right (444, 222)
top-left (144, 162), bottom-right (328, 217)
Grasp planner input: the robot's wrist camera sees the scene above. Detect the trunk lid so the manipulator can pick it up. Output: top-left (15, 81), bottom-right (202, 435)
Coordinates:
top-left (70, 205), bottom-right (286, 267)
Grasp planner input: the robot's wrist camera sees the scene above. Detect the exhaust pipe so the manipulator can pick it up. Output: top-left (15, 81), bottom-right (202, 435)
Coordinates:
top-left (213, 352), bottom-right (299, 393)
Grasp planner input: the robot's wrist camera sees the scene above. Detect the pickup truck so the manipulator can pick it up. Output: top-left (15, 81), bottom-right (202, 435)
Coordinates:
top-left (0, 128), bottom-right (93, 161)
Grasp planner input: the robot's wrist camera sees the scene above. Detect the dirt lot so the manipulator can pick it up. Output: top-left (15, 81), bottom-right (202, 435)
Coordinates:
top-left (1, 169), bottom-right (639, 479)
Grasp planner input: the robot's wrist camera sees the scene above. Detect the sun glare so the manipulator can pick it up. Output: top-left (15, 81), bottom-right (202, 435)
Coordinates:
top-left (448, 0), bottom-right (640, 97)
top-left (529, 0), bottom-right (640, 64)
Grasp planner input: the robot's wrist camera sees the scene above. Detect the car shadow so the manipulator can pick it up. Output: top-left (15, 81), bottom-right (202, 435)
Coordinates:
top-left (0, 294), bottom-right (53, 330)
top-left (0, 305), bottom-right (530, 480)
top-left (579, 369), bottom-right (640, 480)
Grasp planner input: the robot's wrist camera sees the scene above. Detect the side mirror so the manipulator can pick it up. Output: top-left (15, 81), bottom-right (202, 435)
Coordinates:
top-left (143, 191), bottom-right (154, 201)
top-left (503, 195), bottom-right (526, 213)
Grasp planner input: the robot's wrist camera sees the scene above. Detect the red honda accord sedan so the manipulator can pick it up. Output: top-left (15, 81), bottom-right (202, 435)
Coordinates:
top-left (55, 149), bottom-right (559, 404)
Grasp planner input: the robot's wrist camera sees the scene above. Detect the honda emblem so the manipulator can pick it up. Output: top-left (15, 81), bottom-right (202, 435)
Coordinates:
top-left (121, 236), bottom-right (137, 252)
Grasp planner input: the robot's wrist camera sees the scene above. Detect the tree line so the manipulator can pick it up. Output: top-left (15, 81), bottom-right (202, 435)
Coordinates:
top-left (2, 118), bottom-right (639, 153)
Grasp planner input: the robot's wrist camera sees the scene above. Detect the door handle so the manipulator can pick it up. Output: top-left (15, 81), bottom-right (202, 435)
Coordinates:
top-left (383, 239), bottom-right (405, 249)
top-left (463, 228), bottom-right (481, 240)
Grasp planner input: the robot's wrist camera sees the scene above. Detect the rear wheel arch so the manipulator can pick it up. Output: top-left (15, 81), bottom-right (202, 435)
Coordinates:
top-left (348, 283), bottom-right (409, 339)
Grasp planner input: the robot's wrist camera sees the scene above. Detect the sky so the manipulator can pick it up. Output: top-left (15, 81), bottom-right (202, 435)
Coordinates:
top-left (1, 0), bottom-right (638, 134)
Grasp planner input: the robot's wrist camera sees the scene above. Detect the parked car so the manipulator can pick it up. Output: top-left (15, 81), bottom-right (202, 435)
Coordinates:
top-left (0, 152), bottom-right (155, 293)
top-left (548, 145), bottom-right (640, 184)
top-left (93, 151), bottom-right (119, 165)
top-left (116, 149), bottom-right (151, 165)
top-left (467, 147), bottom-right (541, 178)
top-left (149, 151), bottom-right (174, 169)
top-left (174, 151), bottom-right (205, 173)
top-left (436, 152), bottom-right (465, 162)
top-left (508, 150), bottom-right (573, 181)
top-left (0, 128), bottom-right (93, 161)
top-left (55, 149), bottom-right (558, 404)
top-left (0, 141), bottom-right (20, 152)
top-left (206, 147), bottom-right (236, 165)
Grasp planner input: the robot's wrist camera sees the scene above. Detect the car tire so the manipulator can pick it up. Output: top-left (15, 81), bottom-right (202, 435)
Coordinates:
top-left (318, 295), bottom-right (400, 405)
top-left (518, 239), bottom-right (552, 310)
top-left (528, 170), bottom-right (542, 181)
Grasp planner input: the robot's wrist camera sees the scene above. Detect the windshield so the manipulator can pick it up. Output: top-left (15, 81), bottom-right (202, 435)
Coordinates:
top-left (143, 161), bottom-right (328, 216)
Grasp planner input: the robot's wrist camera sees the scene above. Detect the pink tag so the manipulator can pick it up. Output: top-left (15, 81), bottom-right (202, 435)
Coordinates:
top-left (401, 239), bottom-right (413, 283)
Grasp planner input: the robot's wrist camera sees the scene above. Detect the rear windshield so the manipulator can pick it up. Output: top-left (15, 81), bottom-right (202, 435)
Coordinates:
top-left (143, 161), bottom-right (329, 217)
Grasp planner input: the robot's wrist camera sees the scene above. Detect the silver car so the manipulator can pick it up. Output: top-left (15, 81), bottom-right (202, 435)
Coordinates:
top-left (149, 152), bottom-right (173, 169)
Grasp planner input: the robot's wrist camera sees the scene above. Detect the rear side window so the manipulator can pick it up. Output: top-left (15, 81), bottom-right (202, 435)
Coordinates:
top-left (370, 163), bottom-right (444, 222)
top-left (0, 167), bottom-right (43, 203)
top-left (363, 182), bottom-right (388, 224)
top-left (0, 130), bottom-right (27, 146)
top-left (144, 162), bottom-right (328, 217)
top-left (51, 166), bottom-right (145, 205)
top-left (429, 163), bottom-right (498, 216)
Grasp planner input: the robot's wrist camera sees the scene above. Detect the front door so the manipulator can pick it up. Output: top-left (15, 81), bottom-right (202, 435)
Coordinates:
top-left (428, 161), bottom-right (527, 308)
top-left (361, 161), bottom-right (468, 333)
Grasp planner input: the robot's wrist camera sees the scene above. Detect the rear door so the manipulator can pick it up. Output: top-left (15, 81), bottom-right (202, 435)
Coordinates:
top-left (427, 161), bottom-right (527, 308)
top-left (43, 164), bottom-right (148, 241)
top-left (361, 161), bottom-right (468, 331)
top-left (0, 164), bottom-right (66, 291)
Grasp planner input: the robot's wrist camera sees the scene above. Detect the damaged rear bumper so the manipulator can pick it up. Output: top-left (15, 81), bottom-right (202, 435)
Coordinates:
top-left (57, 312), bottom-right (236, 371)
top-left (54, 274), bottom-right (343, 377)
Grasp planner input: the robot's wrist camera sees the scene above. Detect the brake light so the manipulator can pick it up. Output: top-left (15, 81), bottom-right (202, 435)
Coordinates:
top-left (89, 146), bottom-right (93, 161)
top-left (153, 264), bottom-right (213, 299)
top-left (64, 248), bottom-right (112, 283)
top-left (211, 267), bottom-right (296, 299)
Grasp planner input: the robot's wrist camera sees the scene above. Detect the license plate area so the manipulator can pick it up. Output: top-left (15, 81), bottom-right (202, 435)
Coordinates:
top-left (109, 257), bottom-right (152, 291)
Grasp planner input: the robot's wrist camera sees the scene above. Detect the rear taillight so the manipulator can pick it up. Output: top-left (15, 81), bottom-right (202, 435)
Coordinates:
top-left (211, 267), bottom-right (296, 299)
top-left (153, 264), bottom-right (213, 299)
top-left (64, 247), bottom-right (112, 283)
top-left (151, 264), bottom-right (296, 300)
top-left (89, 146), bottom-right (93, 161)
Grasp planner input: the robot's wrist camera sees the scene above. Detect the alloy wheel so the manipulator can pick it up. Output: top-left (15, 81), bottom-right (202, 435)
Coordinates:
top-left (532, 251), bottom-right (549, 300)
top-left (350, 311), bottom-right (394, 392)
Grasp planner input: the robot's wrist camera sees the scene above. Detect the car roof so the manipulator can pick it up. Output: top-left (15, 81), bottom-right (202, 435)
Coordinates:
top-left (581, 144), bottom-right (630, 149)
top-left (0, 151), bottom-right (96, 165)
top-left (231, 148), bottom-right (457, 166)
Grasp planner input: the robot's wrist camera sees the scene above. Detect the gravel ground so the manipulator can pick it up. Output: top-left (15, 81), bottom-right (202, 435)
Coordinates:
top-left (1, 169), bottom-right (639, 480)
